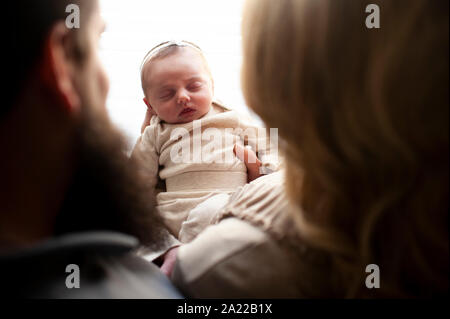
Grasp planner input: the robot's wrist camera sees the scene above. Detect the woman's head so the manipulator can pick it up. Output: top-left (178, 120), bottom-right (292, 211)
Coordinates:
top-left (242, 0), bottom-right (448, 297)
top-left (140, 41), bottom-right (214, 124)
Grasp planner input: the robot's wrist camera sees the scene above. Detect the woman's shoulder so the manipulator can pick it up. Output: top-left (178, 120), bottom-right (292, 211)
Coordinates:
top-left (172, 218), bottom-right (304, 298)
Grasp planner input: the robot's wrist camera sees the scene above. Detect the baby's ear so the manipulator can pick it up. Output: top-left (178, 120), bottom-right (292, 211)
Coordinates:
top-left (143, 97), bottom-right (151, 108)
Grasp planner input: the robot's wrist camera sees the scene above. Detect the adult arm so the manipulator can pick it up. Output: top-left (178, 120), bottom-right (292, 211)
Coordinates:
top-left (171, 218), bottom-right (303, 298)
top-left (141, 108), bottom-right (153, 134)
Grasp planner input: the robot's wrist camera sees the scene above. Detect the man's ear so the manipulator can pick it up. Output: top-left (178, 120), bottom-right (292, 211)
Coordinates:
top-left (143, 97), bottom-right (157, 115)
top-left (39, 22), bottom-right (81, 115)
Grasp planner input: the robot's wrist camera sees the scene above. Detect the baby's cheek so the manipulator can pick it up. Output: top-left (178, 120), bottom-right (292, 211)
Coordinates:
top-left (199, 91), bottom-right (213, 106)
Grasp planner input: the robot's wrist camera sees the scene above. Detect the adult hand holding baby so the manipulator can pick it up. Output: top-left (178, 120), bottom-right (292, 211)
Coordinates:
top-left (234, 144), bottom-right (262, 183)
top-left (160, 246), bottom-right (179, 278)
top-left (140, 108), bottom-right (153, 134)
top-left (141, 98), bottom-right (157, 134)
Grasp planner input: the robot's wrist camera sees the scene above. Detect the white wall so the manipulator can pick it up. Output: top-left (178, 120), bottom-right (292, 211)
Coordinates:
top-left (99, 0), bottom-right (255, 148)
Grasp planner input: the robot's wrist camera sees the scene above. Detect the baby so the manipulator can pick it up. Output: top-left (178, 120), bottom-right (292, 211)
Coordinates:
top-left (132, 41), bottom-right (278, 242)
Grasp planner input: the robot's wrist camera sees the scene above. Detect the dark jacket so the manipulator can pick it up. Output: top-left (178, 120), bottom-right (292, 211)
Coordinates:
top-left (0, 232), bottom-right (182, 298)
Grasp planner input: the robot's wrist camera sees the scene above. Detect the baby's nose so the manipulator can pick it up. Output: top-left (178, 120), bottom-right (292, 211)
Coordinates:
top-left (177, 90), bottom-right (190, 105)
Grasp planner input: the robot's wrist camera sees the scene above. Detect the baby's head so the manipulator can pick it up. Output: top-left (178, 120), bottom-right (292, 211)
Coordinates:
top-left (141, 41), bottom-right (214, 124)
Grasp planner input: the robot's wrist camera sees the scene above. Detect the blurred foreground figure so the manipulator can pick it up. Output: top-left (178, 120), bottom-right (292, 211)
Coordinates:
top-left (0, 0), bottom-right (180, 298)
top-left (170, 0), bottom-right (448, 298)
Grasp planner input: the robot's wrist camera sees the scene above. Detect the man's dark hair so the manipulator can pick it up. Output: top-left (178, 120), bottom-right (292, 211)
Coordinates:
top-left (4, 0), bottom-right (93, 119)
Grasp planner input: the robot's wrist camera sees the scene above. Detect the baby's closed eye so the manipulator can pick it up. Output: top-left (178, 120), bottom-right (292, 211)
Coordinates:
top-left (187, 82), bottom-right (203, 91)
top-left (159, 90), bottom-right (175, 100)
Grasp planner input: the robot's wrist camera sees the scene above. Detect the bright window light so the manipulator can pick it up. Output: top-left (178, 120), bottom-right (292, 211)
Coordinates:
top-left (99, 0), bottom-right (252, 148)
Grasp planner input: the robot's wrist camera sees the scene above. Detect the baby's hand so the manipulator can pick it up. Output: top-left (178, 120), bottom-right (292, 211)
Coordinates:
top-left (234, 144), bottom-right (262, 183)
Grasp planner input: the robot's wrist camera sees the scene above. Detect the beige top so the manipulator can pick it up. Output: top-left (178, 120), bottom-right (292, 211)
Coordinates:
top-left (172, 171), bottom-right (332, 298)
top-left (131, 102), bottom-right (279, 237)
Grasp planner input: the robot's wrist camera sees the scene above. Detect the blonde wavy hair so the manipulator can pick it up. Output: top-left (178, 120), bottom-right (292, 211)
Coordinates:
top-left (242, 0), bottom-right (448, 297)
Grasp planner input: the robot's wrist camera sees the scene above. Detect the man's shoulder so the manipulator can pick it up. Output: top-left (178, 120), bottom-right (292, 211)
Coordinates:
top-left (0, 232), bottom-right (182, 299)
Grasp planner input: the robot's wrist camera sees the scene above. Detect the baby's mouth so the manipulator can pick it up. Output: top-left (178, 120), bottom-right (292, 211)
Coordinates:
top-left (180, 107), bottom-right (196, 116)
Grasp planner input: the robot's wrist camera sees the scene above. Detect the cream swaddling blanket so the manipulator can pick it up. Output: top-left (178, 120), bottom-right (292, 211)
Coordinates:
top-left (131, 102), bottom-right (278, 237)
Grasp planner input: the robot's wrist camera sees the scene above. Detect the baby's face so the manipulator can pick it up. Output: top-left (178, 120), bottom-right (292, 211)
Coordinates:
top-left (143, 48), bottom-right (214, 124)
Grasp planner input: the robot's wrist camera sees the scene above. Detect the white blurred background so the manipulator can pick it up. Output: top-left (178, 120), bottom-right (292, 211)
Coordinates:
top-left (99, 0), bottom-right (253, 148)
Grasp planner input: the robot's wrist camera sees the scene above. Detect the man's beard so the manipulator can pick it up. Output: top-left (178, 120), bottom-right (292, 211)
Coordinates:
top-left (53, 106), bottom-right (168, 251)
